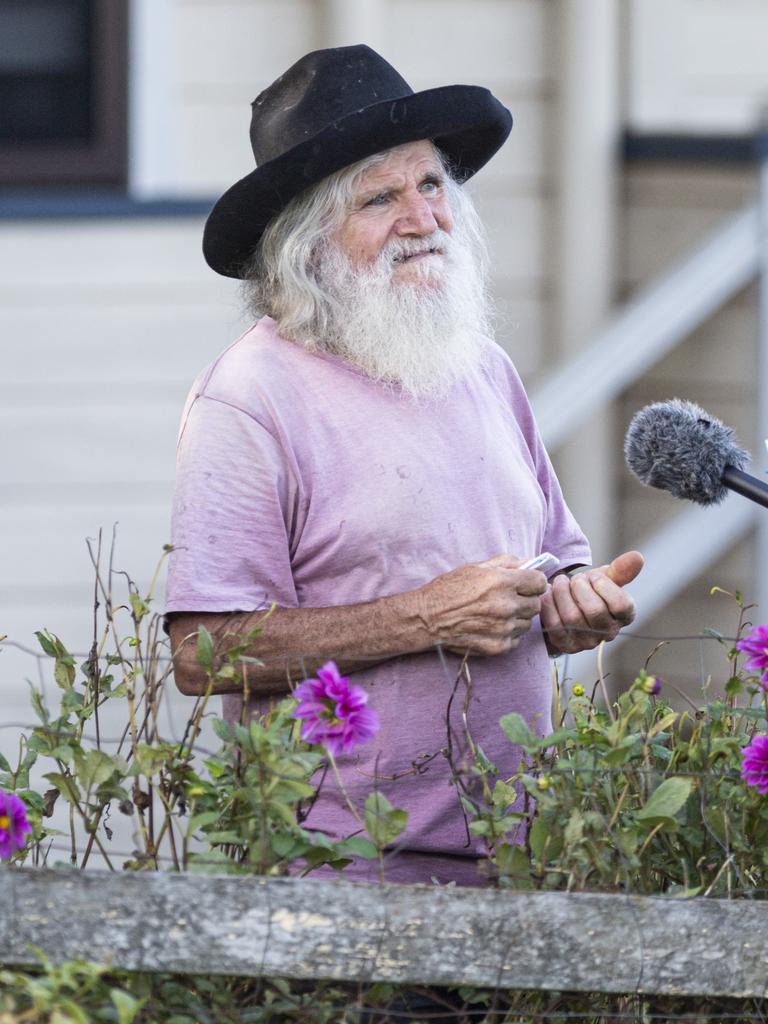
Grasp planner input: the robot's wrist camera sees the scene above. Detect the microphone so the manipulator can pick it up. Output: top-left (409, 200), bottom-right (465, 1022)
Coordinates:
top-left (624, 398), bottom-right (768, 510)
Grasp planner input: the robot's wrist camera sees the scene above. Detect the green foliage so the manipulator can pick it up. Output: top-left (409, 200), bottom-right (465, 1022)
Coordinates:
top-left (1, 961), bottom-right (767, 1023)
top-left (363, 791), bottom-right (408, 849)
top-left (182, 704), bottom-right (349, 875)
top-left (459, 661), bottom-right (768, 897)
top-left (0, 542), bottom-right (407, 879)
top-left (4, 553), bottom-right (768, 1021)
top-left (0, 949), bottom-right (142, 1023)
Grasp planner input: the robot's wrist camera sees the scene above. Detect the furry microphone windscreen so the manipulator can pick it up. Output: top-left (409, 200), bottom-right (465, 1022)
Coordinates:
top-left (624, 398), bottom-right (750, 506)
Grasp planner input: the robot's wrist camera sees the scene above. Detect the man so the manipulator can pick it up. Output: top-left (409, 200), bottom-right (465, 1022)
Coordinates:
top-left (166, 45), bottom-right (642, 886)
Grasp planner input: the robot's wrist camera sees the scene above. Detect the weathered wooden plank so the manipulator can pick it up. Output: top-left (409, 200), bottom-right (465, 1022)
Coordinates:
top-left (1, 869), bottom-right (767, 996)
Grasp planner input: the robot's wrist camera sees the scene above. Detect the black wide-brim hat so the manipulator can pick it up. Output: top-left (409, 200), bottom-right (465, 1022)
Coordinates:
top-left (203, 44), bottom-right (513, 278)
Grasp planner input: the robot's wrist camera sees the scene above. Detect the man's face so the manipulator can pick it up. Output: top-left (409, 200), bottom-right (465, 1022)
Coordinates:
top-left (331, 139), bottom-right (454, 285)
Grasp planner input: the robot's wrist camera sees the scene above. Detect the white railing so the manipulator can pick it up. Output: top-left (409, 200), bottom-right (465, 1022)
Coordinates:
top-left (528, 189), bottom-right (766, 671)
top-left (531, 204), bottom-right (760, 451)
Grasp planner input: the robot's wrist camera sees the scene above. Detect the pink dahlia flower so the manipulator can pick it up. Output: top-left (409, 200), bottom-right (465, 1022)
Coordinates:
top-left (741, 735), bottom-right (768, 794)
top-left (292, 661), bottom-right (380, 756)
top-left (736, 625), bottom-right (768, 688)
top-left (0, 791), bottom-right (32, 860)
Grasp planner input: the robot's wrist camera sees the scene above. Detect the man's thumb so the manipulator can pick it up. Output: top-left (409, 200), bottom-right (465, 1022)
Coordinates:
top-left (598, 550), bottom-right (644, 587)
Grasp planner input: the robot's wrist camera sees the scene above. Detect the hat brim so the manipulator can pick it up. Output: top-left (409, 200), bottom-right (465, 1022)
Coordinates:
top-left (202, 84), bottom-right (512, 278)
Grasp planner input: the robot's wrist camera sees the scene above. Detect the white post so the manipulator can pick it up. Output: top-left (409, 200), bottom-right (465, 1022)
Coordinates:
top-left (128, 0), bottom-right (177, 199)
top-left (318, 0), bottom-right (383, 50)
top-left (552, 0), bottom-right (621, 564)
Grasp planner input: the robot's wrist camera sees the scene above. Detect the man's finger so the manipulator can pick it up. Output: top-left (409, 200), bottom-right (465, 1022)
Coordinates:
top-left (597, 550), bottom-right (644, 587)
top-left (549, 574), bottom-right (591, 632)
top-left (588, 573), bottom-right (636, 625)
top-left (514, 570), bottom-right (548, 597)
top-left (569, 574), bottom-right (615, 630)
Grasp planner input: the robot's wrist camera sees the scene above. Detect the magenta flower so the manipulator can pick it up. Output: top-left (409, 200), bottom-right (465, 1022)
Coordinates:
top-left (0, 791), bottom-right (32, 860)
top-left (292, 661), bottom-right (379, 756)
top-left (741, 735), bottom-right (768, 794)
top-left (736, 625), bottom-right (768, 687)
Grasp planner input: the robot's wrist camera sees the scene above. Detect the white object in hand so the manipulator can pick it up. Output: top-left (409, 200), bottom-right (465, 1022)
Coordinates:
top-left (519, 552), bottom-right (559, 575)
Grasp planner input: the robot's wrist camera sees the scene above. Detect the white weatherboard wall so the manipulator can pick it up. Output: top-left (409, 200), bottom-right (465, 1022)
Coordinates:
top-left (1, 218), bottom-right (240, 719)
top-left (627, 0), bottom-right (768, 132)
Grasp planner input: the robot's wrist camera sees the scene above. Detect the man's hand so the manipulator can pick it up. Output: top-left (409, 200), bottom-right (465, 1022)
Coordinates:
top-left (540, 550), bottom-right (644, 656)
top-left (414, 554), bottom-right (549, 657)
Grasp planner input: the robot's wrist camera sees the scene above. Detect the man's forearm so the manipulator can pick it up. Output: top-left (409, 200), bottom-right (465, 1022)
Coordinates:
top-left (169, 590), bottom-right (432, 697)
top-left (170, 556), bottom-right (552, 698)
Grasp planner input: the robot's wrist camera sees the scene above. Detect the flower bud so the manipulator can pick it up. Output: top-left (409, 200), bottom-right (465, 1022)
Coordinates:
top-left (536, 775), bottom-right (551, 791)
top-left (640, 675), bottom-right (661, 696)
top-left (572, 684), bottom-right (585, 697)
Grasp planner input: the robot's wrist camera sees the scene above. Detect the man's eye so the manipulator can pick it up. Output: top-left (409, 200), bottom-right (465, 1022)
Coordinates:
top-left (365, 193), bottom-right (389, 207)
top-left (420, 177), bottom-right (442, 193)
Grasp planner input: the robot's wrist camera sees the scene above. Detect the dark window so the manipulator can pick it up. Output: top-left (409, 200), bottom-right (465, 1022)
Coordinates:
top-left (0, 0), bottom-right (127, 187)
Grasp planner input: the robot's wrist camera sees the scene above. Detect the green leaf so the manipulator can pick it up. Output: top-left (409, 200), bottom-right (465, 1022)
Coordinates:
top-left (43, 772), bottom-right (81, 804)
top-left (35, 629), bottom-right (58, 657)
top-left (130, 741), bottom-right (171, 777)
top-left (53, 999), bottom-right (90, 1024)
top-left (271, 832), bottom-right (302, 858)
top-left (528, 817), bottom-right (549, 860)
top-left (61, 688), bottom-right (84, 710)
top-left (646, 711), bottom-right (678, 740)
top-left (602, 734), bottom-right (641, 766)
top-left (187, 810), bottom-right (221, 834)
top-left (196, 626), bottom-right (215, 673)
top-left (335, 836), bottom-right (378, 859)
top-left (29, 688), bottom-right (50, 725)
top-left (495, 813), bottom-right (526, 832)
top-left (495, 842), bottom-right (530, 883)
top-left (54, 657), bottom-right (76, 689)
top-left (0, 751), bottom-right (10, 772)
top-left (636, 776), bottom-right (693, 827)
top-left (499, 712), bottom-right (537, 749)
top-left (74, 749), bottom-right (118, 791)
top-left (212, 718), bottom-right (232, 742)
top-left (491, 780), bottom-right (518, 810)
top-left (472, 742), bottom-right (497, 774)
top-left (540, 727), bottom-right (575, 747)
top-left (366, 982), bottom-right (396, 1006)
top-left (50, 744), bottom-right (75, 764)
top-left (129, 591), bottom-right (151, 623)
top-left (302, 845), bottom-right (338, 868)
top-left (364, 791), bottom-right (408, 848)
top-left (111, 989), bottom-right (142, 1024)
top-left (564, 809), bottom-right (584, 846)
top-left (725, 676), bottom-right (743, 697)
top-left (616, 828), bottom-right (639, 856)
top-left (667, 885), bottom-right (704, 899)
top-left (204, 830), bottom-right (244, 844)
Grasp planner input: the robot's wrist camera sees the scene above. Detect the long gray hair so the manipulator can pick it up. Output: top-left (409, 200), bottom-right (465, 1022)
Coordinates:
top-left (240, 144), bottom-right (490, 344)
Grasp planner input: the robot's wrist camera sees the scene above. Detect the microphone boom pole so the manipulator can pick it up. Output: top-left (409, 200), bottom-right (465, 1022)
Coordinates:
top-left (722, 465), bottom-right (768, 510)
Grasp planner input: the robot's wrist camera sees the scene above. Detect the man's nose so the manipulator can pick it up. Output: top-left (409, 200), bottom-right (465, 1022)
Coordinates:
top-left (393, 193), bottom-right (439, 236)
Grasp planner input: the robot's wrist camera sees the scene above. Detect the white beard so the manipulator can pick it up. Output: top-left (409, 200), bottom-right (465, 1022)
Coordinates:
top-left (309, 226), bottom-right (492, 401)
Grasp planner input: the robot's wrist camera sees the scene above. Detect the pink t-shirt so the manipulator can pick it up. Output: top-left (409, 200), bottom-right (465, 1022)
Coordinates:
top-left (166, 317), bottom-right (590, 857)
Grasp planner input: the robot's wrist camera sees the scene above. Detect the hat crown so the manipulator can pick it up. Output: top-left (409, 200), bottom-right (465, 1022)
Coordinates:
top-left (249, 45), bottom-right (413, 166)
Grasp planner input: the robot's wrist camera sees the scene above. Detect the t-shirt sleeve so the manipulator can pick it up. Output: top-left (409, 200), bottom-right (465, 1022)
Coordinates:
top-left (535, 439), bottom-right (593, 571)
top-left (164, 394), bottom-right (299, 614)
top-left (489, 346), bottom-right (592, 571)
